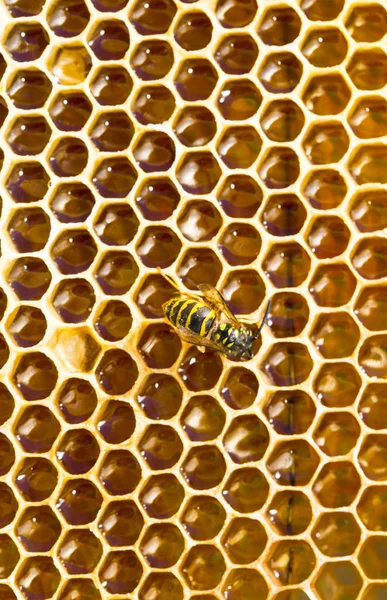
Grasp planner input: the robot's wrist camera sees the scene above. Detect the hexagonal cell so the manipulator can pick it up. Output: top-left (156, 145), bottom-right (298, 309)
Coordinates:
top-left (175, 59), bottom-right (218, 101)
top-left (89, 111), bottom-right (134, 152)
top-left (266, 490), bottom-right (312, 536)
top-left (57, 579), bottom-right (101, 600)
top-left (302, 28), bottom-right (347, 68)
top-left (136, 226), bottom-right (181, 269)
top-left (358, 434), bottom-right (387, 481)
top-left (132, 84), bottom-right (175, 125)
top-left (139, 573), bottom-right (183, 600)
top-left (174, 107), bottom-right (216, 149)
top-left (260, 99), bottom-right (304, 143)
top-left (99, 500), bottom-right (143, 547)
top-left (97, 399), bottom-right (135, 445)
top-left (300, 0), bottom-right (345, 20)
top-left (96, 348), bottom-right (138, 395)
top-left (357, 485), bottom-right (387, 532)
top-left (309, 264), bottom-right (357, 307)
top-left (17, 557), bottom-right (60, 599)
top-left (266, 540), bottom-right (316, 585)
top-left (0, 383), bottom-right (14, 427)
top-left (177, 248), bottom-right (222, 291)
top-left (303, 122), bottom-right (349, 165)
top-left (140, 473), bottom-right (185, 519)
top-left (359, 536), bottom-right (387, 579)
top-left (223, 467), bottom-right (269, 513)
top-left (7, 115), bottom-right (51, 156)
top-left (314, 562), bottom-right (362, 600)
top-left (348, 97), bottom-right (387, 139)
top-left (8, 207), bottom-right (50, 254)
top-left (215, 0), bottom-right (257, 27)
top-left (94, 300), bottom-right (132, 342)
top-left (352, 238), bottom-right (387, 281)
top-left (263, 242), bottom-right (311, 288)
top-left (223, 568), bottom-right (269, 600)
top-left (355, 287), bottom-right (387, 333)
top-left (307, 216), bottom-right (350, 259)
top-left (139, 424), bottom-right (183, 470)
top-left (178, 347), bottom-right (223, 391)
top-left (140, 523), bottom-right (184, 568)
top-left (358, 335), bottom-right (387, 378)
top-left (131, 39), bottom-right (173, 81)
top-left (177, 151), bottom-right (221, 195)
top-left (223, 415), bottom-right (269, 464)
top-left (89, 19), bottom-right (129, 61)
top-left (358, 383), bottom-right (387, 430)
top-left (362, 584), bottom-right (387, 600)
top-left (303, 168), bottom-right (347, 210)
top-left (50, 44), bottom-right (92, 85)
top-left (310, 313), bottom-right (360, 359)
top-left (56, 429), bottom-right (99, 475)
top-left (56, 478), bottom-right (103, 525)
top-left (49, 181), bottom-right (95, 224)
top-left (98, 449), bottom-right (141, 496)
top-left (129, 0), bottom-right (177, 34)
top-left (350, 190), bottom-right (387, 233)
top-left (314, 362), bottom-right (361, 408)
top-left (266, 292), bottom-right (309, 338)
top-left (258, 147), bottom-right (300, 189)
top-left (5, 0), bottom-right (45, 16)
top-left (51, 230), bottom-right (97, 275)
top-left (347, 49), bottom-right (387, 90)
top-left (99, 550), bottom-right (143, 594)
top-left (16, 505), bottom-right (61, 552)
top-left (6, 161), bottom-right (49, 204)
top-left (15, 456), bottom-right (58, 502)
top-left (14, 405), bottom-right (60, 453)
top-left (181, 445), bottom-right (226, 490)
top-left (90, 65), bottom-right (132, 105)
top-left (135, 177), bottom-right (179, 222)
top-left (262, 193), bottom-right (307, 237)
top-left (93, 204), bottom-right (138, 246)
top-left (49, 91), bottom-right (92, 132)
top-left (258, 5), bottom-right (301, 45)
top-left (47, 0), bottom-right (90, 37)
top-left (264, 390), bottom-right (316, 435)
top-left (181, 395), bottom-right (225, 442)
top-left (7, 305), bottom-right (47, 348)
top-left (346, 4), bottom-right (387, 42)
top-left (4, 22), bottom-right (49, 62)
top-left (259, 51), bottom-right (303, 93)
top-left (302, 74), bottom-right (351, 116)
top-left (13, 352), bottom-right (57, 401)
top-left (7, 68), bottom-right (52, 110)
top-left (313, 461), bottom-right (361, 508)
top-left (92, 156), bottom-right (137, 198)
top-left (138, 323), bottom-right (182, 369)
top-left (312, 511), bottom-right (361, 558)
top-left (314, 412), bottom-right (360, 457)
top-left (215, 34), bottom-right (258, 75)
top-left (218, 223), bottom-right (261, 266)
top-left (177, 200), bottom-right (222, 244)
top-left (217, 80), bottom-right (261, 121)
top-left (263, 342), bottom-right (313, 387)
top-left (133, 131), bottom-right (175, 173)
top-left (220, 366), bottom-right (258, 410)
top-left (174, 11), bottom-right (212, 51)
top-left (266, 439), bottom-right (319, 486)
top-left (0, 482), bottom-right (17, 528)
top-left (180, 495), bottom-right (226, 542)
top-left (56, 378), bottom-right (96, 426)
top-left (222, 270), bottom-right (265, 318)
top-left (222, 517), bottom-right (267, 564)
top-left (217, 126), bottom-right (261, 169)
top-left (49, 137), bottom-right (88, 177)
top-left (217, 174), bottom-right (262, 218)
top-left (94, 251), bottom-right (139, 296)
top-left (138, 374), bottom-right (182, 421)
top-left (181, 545), bottom-right (226, 591)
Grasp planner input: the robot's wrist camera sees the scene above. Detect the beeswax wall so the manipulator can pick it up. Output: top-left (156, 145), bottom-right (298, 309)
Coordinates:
top-left (0, 0), bottom-right (386, 598)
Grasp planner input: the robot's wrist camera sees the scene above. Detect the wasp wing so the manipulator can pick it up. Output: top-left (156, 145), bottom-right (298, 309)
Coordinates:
top-left (198, 283), bottom-right (239, 325)
top-left (174, 323), bottom-right (226, 354)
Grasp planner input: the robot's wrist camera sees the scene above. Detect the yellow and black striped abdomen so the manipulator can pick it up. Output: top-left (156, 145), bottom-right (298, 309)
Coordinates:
top-left (164, 298), bottom-right (216, 337)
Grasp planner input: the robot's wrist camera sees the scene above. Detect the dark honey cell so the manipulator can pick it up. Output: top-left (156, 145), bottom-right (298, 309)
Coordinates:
top-left (89, 20), bottom-right (129, 60)
top-left (56, 478), bottom-right (103, 525)
top-left (302, 74), bottom-right (351, 116)
top-left (313, 461), bottom-right (361, 508)
top-left (135, 274), bottom-right (176, 319)
top-left (178, 247), bottom-right (222, 290)
top-left (5, 0), bottom-right (45, 16)
top-left (140, 523), bottom-right (184, 568)
top-left (90, 111), bottom-right (134, 152)
top-left (99, 550), bottom-right (143, 595)
top-left (90, 65), bottom-right (133, 106)
top-left (220, 367), bottom-right (258, 410)
top-left (8, 207), bottom-right (50, 253)
top-left (182, 545), bottom-right (226, 591)
top-left (97, 400), bottom-right (135, 445)
top-left (8, 257), bottom-right (51, 300)
top-left (174, 11), bottom-right (212, 51)
top-left (312, 511), bottom-right (361, 557)
top-left (91, 0), bottom-right (128, 10)
top-left (137, 373), bottom-right (182, 420)
top-left (174, 106), bottom-right (217, 148)
top-left (17, 557), bottom-right (60, 600)
top-left (310, 264), bottom-right (357, 308)
top-left (0, 483), bottom-right (17, 527)
top-left (7, 68), bottom-right (52, 110)
top-left (56, 429), bottom-right (100, 475)
top-left (262, 193), bottom-right (307, 237)
top-left (260, 100), bottom-right (304, 143)
top-left (13, 352), bottom-right (57, 401)
top-left (267, 540), bottom-right (315, 585)
top-left (49, 137), bottom-right (88, 177)
top-left (57, 378), bottom-right (97, 424)
top-left (258, 147), bottom-right (300, 189)
top-left (217, 126), bottom-right (261, 169)
top-left (222, 569), bottom-right (268, 600)
top-left (15, 456), bottom-right (58, 502)
top-left (263, 342), bottom-right (313, 386)
top-left (223, 467), bottom-right (269, 513)
top-left (266, 440), bottom-right (320, 486)
top-left (266, 292), bottom-right (309, 338)
top-left (58, 530), bottom-right (102, 574)
top-left (314, 412), bottom-right (360, 457)
top-left (50, 45), bottom-right (92, 85)
top-left (58, 579), bottom-right (101, 600)
top-left (180, 495), bottom-right (226, 540)
top-left (266, 490), bottom-right (312, 536)
top-left (222, 517), bottom-right (266, 564)
top-left (258, 6), bottom-right (301, 45)
top-left (4, 23), bottom-right (49, 62)
top-left (302, 28), bottom-right (348, 68)
top-left (139, 424), bottom-right (183, 470)
top-left (301, 0), bottom-right (345, 20)
top-left (47, 0), bottom-right (90, 37)
top-left (99, 500), bottom-right (144, 546)
top-left (178, 347), bottom-right (223, 391)
top-left (181, 395), bottom-right (225, 441)
top-left (131, 40), bottom-right (173, 81)
top-left (0, 384), bottom-right (14, 427)
top-left (140, 473), bottom-right (185, 519)
top-left (132, 85), bottom-right (175, 125)
top-left (351, 189), bottom-right (387, 232)
top-left (263, 242), bottom-right (310, 288)
top-left (136, 226), bottom-right (181, 268)
top-left (99, 450), bottom-right (141, 496)
top-left (0, 290), bottom-right (6, 322)
top-left (314, 362), bottom-right (361, 408)
top-left (51, 230), bottom-right (97, 275)
top-left (218, 223), bottom-right (261, 266)
top-left (215, 34), bottom-right (258, 74)
top-left (92, 157), bottom-right (137, 198)
top-left (307, 215), bottom-right (350, 259)
top-left (177, 152), bottom-right (221, 195)
top-left (217, 174), bottom-right (262, 218)
top-left (14, 405), bottom-right (59, 453)
top-left (94, 204), bottom-right (138, 245)
top-left (359, 335), bottom-right (387, 379)
top-left (177, 200), bottom-right (222, 242)
top-left (95, 250), bottom-right (139, 295)
top-left (7, 115), bottom-right (51, 156)
top-left (215, 0), bottom-right (257, 28)
top-left (352, 238), bottom-right (387, 280)
top-left (311, 313), bottom-right (360, 359)
top-left (0, 97), bottom-right (8, 128)
top-left (0, 433), bottom-right (15, 476)
top-left (181, 445), bottom-right (226, 490)
top-left (346, 4), bottom-right (387, 42)
top-left (348, 97), bottom-right (387, 139)
top-left (357, 485), bottom-right (387, 531)
top-left (358, 383), bottom-right (387, 430)
top-left (50, 182), bottom-right (95, 224)
top-left (259, 52), bottom-right (303, 94)
top-left (223, 415), bottom-right (268, 464)
top-left (133, 131), bottom-right (175, 173)
top-left (222, 269), bottom-right (265, 317)
top-left (129, 0), bottom-right (177, 35)
top-left (359, 434), bottom-right (387, 481)
top-left (350, 145), bottom-right (387, 185)
top-left (53, 279), bottom-right (95, 324)
top-left (302, 168), bottom-right (347, 209)
top-left (138, 323), bottom-right (182, 369)
top-left (355, 287), bottom-right (387, 331)
top-left (96, 348), bottom-right (138, 394)
top-left (16, 506), bottom-right (61, 552)
top-left (217, 80), bottom-right (261, 120)
top-left (304, 121), bottom-right (350, 165)
top-left (0, 334), bottom-right (10, 372)
top-left (95, 299), bottom-right (132, 341)
top-left (347, 49), bottom-right (387, 90)
top-left (139, 573), bottom-right (183, 600)
top-left (358, 537), bottom-right (387, 580)
top-left (136, 177), bottom-right (180, 221)
top-left (49, 91), bottom-right (92, 132)
top-left (175, 59), bottom-right (218, 101)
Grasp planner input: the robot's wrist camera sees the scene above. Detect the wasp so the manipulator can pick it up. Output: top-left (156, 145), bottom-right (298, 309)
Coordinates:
top-left (158, 269), bottom-right (270, 361)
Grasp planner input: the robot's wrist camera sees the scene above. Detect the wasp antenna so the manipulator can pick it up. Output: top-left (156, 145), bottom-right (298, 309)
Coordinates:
top-left (254, 300), bottom-right (271, 340)
top-left (157, 267), bottom-right (181, 292)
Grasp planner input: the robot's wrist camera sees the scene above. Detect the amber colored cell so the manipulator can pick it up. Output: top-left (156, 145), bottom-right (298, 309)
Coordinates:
top-left (15, 457), bottom-right (58, 502)
top-left (181, 445), bottom-right (226, 490)
top-left (98, 450), bottom-right (141, 496)
top-left (136, 226), bottom-right (181, 269)
top-left (14, 405), bottom-right (59, 454)
top-left (56, 479), bottom-right (103, 525)
top-left (215, 34), bottom-right (257, 75)
top-left (140, 523), bottom-right (184, 568)
top-left (178, 347), bottom-right (223, 391)
top-left (262, 192), bottom-right (308, 236)
top-left (222, 517), bottom-right (266, 564)
top-left (218, 223), bottom-right (261, 267)
top-left (223, 467), bottom-right (269, 513)
top-left (0, 585), bottom-right (16, 600)
top-left (303, 168), bottom-right (347, 210)
top-left (261, 100), bottom-right (305, 143)
top-left (215, 0), bottom-right (257, 28)
top-left (99, 550), bottom-right (143, 594)
top-left (177, 248), bottom-right (222, 291)
top-left (346, 4), bottom-right (387, 42)
top-left (49, 137), bottom-right (89, 177)
top-left (359, 537), bottom-right (387, 579)
top-left (8, 208), bottom-right (50, 255)
top-left (308, 216), bottom-right (350, 260)
top-left (13, 352), bottom-right (57, 401)
top-left (174, 107), bottom-right (216, 148)
top-left (140, 473), bottom-right (184, 519)
top-left (131, 40), bottom-right (173, 81)
top-left (174, 11), bottom-right (212, 51)
top-left (301, 0), bottom-right (344, 20)
top-left (16, 506), bottom-right (60, 552)
top-left (17, 557), bottom-right (60, 600)
top-left (358, 434), bottom-right (387, 481)
top-left (130, 0), bottom-right (176, 34)
top-left (96, 348), bottom-right (138, 395)
top-left (351, 190), bottom-right (387, 233)
top-left (0, 384), bottom-right (14, 427)
top-left (7, 69), bottom-right (52, 110)
top-left (314, 362), bottom-right (361, 409)
top-left (259, 52), bottom-right (302, 94)
top-left (362, 584), bottom-right (387, 600)
top-left (220, 367), bottom-right (258, 410)
top-left (51, 230), bottom-right (97, 275)
top-left (8, 306), bottom-right (46, 349)
top-left (347, 49), bottom-right (387, 91)
top-left (313, 461), bottom-right (361, 508)
top-left (134, 132), bottom-right (175, 173)
top-left (90, 112), bottom-right (134, 152)
top-left (267, 292), bottom-right (309, 338)
top-left (259, 6), bottom-right (301, 46)
top-left (90, 66), bottom-right (132, 106)
top-left (132, 85), bottom-right (175, 125)
top-left (95, 251), bottom-right (139, 295)
top-left (177, 152), bottom-right (221, 195)
top-left (182, 545), bottom-right (226, 591)
top-left (217, 80), bottom-right (261, 121)
top-left (263, 243), bottom-right (310, 288)
top-left (138, 374), bottom-right (182, 421)
top-left (302, 74), bottom-right (351, 116)
top-left (47, 0), bottom-right (90, 37)
top-left (93, 157), bottom-right (137, 198)
top-left (264, 390), bottom-right (316, 435)
top-left (267, 540), bottom-right (316, 585)
top-left (217, 175), bottom-right (262, 218)
top-left (97, 400), bottom-right (135, 445)
top-left (221, 269), bottom-right (265, 315)
top-left (4, 23), bottom-right (49, 62)
top-left (136, 278), bottom-right (174, 323)
top-left (140, 573), bottom-right (183, 600)
top-left (357, 485), bottom-right (387, 532)
top-left (180, 495), bottom-right (226, 541)
top-left (359, 383), bottom-right (387, 430)
top-left (353, 238), bottom-right (387, 281)
top-left (217, 126), bottom-right (261, 169)
top-left (50, 45), bottom-right (92, 85)
top-left (53, 279), bottom-right (95, 325)
top-left (56, 429), bottom-right (99, 475)
top-left (348, 97), bottom-right (387, 140)
top-left (138, 323), bottom-right (182, 369)
top-left (139, 424), bottom-right (183, 470)
top-left (350, 145), bottom-right (387, 185)
top-left (180, 395), bottom-right (225, 442)
top-left (310, 264), bottom-right (357, 308)
top-left (177, 201), bottom-right (222, 244)
top-left (266, 440), bottom-right (319, 486)
top-left (0, 536), bottom-right (19, 578)
top-left (175, 59), bottom-right (218, 101)
top-left (312, 512), bottom-right (361, 558)
top-left (59, 530), bottom-right (102, 575)
top-left (6, 161), bottom-right (49, 204)
top-left (5, 0), bottom-right (45, 16)
top-left (311, 313), bottom-right (360, 359)
top-left (314, 412), bottom-right (361, 457)
top-left (7, 115), bottom-right (51, 156)
top-left (266, 490), bottom-right (312, 536)
top-left (58, 579), bottom-right (101, 600)
top-left (314, 562), bottom-right (362, 600)
top-left (50, 182), bottom-right (94, 224)
top-left (88, 20), bottom-right (129, 61)
top-left (355, 287), bottom-right (387, 332)
top-left (49, 92), bottom-right (92, 133)
top-left (258, 147), bottom-right (300, 189)
top-left (303, 122), bottom-right (349, 165)
top-left (95, 300), bottom-right (131, 343)
top-left (0, 433), bottom-right (14, 476)
top-left (302, 28), bottom-right (348, 68)
top-left (94, 205), bottom-right (138, 246)
top-left (99, 500), bottom-right (143, 547)
top-left (0, 97), bottom-right (7, 128)
top-left (135, 180), bottom-right (179, 225)
top-left (222, 568), bottom-right (268, 600)
top-left (223, 415), bottom-right (269, 464)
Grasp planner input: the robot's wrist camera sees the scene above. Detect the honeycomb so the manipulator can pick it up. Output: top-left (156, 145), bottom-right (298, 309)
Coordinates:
top-left (0, 0), bottom-right (387, 598)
